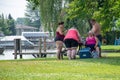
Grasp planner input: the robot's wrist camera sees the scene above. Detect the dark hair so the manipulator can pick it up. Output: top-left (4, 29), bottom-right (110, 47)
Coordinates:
top-left (58, 21), bottom-right (64, 25)
top-left (90, 19), bottom-right (96, 22)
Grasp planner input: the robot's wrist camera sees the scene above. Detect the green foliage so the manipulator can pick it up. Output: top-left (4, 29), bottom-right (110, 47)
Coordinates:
top-left (0, 14), bottom-right (15, 35)
top-left (96, 0), bottom-right (120, 33)
top-left (27, 0), bottom-right (120, 38)
top-left (16, 18), bottom-right (29, 25)
top-left (116, 18), bottom-right (120, 29)
top-left (25, 1), bottom-right (41, 29)
top-left (27, 0), bottom-right (65, 32)
top-left (66, 0), bottom-right (120, 37)
top-left (7, 14), bottom-right (16, 35)
top-left (105, 31), bottom-right (120, 45)
top-left (65, 0), bottom-right (98, 35)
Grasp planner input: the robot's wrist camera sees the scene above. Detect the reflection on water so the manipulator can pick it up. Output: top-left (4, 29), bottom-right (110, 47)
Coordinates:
top-left (0, 49), bottom-right (57, 60)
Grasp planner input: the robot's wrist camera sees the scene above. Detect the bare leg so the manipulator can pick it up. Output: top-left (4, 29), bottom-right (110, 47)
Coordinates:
top-left (57, 49), bottom-right (61, 59)
top-left (59, 47), bottom-right (63, 60)
top-left (71, 48), bottom-right (77, 59)
top-left (96, 47), bottom-right (100, 58)
top-left (56, 41), bottom-right (63, 60)
top-left (96, 47), bottom-right (99, 54)
top-left (67, 49), bottom-right (72, 60)
top-left (99, 47), bottom-right (101, 57)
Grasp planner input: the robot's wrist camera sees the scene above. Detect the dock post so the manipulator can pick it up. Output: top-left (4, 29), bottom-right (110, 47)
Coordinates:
top-left (19, 39), bottom-right (22, 59)
top-left (14, 39), bottom-right (22, 59)
top-left (38, 38), bottom-right (42, 57)
top-left (43, 37), bottom-right (47, 57)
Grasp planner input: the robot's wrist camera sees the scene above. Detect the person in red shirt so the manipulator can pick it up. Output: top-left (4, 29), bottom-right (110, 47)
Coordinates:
top-left (64, 27), bottom-right (82, 60)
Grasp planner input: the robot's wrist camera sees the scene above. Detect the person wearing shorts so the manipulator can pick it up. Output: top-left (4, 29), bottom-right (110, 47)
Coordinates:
top-left (64, 27), bottom-right (81, 60)
top-left (90, 19), bottom-right (102, 57)
top-left (55, 22), bottom-right (65, 60)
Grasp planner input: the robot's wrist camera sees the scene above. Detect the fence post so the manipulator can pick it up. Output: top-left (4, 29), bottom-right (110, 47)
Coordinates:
top-left (14, 39), bottom-right (22, 59)
top-left (38, 38), bottom-right (42, 57)
top-left (43, 37), bottom-right (46, 52)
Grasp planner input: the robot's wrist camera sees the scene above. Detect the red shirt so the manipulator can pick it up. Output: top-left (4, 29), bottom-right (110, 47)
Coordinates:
top-left (56, 32), bottom-right (65, 40)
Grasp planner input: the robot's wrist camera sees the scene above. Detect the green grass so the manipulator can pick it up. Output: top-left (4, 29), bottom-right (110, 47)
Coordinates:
top-left (0, 53), bottom-right (120, 80)
top-left (101, 45), bottom-right (120, 50)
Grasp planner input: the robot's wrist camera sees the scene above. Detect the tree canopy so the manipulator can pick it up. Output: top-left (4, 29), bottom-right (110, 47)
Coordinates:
top-left (0, 14), bottom-right (15, 36)
top-left (27, 0), bottom-right (66, 32)
top-left (25, 1), bottom-right (41, 29)
top-left (26, 0), bottom-right (120, 37)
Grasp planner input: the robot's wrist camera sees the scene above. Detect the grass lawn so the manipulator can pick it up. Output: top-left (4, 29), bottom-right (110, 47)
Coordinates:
top-left (101, 45), bottom-right (120, 50)
top-left (0, 53), bottom-right (120, 80)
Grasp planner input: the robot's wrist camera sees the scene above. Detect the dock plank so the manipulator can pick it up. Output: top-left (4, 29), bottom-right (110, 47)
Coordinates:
top-left (13, 51), bottom-right (56, 55)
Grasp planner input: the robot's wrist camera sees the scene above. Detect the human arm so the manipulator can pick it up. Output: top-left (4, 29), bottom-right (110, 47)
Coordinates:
top-left (95, 37), bottom-right (99, 48)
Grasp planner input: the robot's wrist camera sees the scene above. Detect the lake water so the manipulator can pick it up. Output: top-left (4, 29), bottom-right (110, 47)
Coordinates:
top-left (0, 49), bottom-right (57, 60)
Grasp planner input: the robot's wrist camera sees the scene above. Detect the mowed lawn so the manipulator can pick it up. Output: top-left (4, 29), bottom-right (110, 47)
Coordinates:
top-left (101, 45), bottom-right (120, 50)
top-left (0, 52), bottom-right (120, 80)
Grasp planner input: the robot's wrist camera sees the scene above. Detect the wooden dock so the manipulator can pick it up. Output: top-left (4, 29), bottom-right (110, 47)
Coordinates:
top-left (13, 50), bottom-right (57, 59)
top-left (13, 38), bottom-right (67, 59)
top-left (13, 49), bottom-right (67, 59)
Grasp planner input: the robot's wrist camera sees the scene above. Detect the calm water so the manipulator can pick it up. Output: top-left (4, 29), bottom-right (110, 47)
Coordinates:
top-left (0, 49), bottom-right (57, 60)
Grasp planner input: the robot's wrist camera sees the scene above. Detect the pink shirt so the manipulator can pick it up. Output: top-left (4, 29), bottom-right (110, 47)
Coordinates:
top-left (86, 36), bottom-right (96, 45)
top-left (64, 29), bottom-right (80, 42)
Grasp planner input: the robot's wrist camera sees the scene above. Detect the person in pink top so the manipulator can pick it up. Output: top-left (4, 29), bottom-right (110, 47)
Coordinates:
top-left (85, 30), bottom-right (99, 53)
top-left (64, 27), bottom-right (82, 60)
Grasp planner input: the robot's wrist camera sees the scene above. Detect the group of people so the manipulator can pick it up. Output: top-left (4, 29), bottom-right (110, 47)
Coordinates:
top-left (55, 19), bottom-right (102, 60)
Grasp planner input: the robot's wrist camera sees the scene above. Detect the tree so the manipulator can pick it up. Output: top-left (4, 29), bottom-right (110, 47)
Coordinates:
top-left (25, 1), bottom-right (41, 30)
top-left (26, 0), bottom-right (120, 37)
top-left (66, 0), bottom-right (120, 36)
top-left (27, 0), bottom-right (65, 32)
top-left (65, 0), bottom-right (98, 35)
top-left (16, 17), bottom-right (31, 25)
top-left (0, 14), bottom-right (9, 35)
top-left (0, 14), bottom-right (15, 35)
top-left (115, 18), bottom-right (120, 30)
top-left (7, 14), bottom-right (16, 35)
